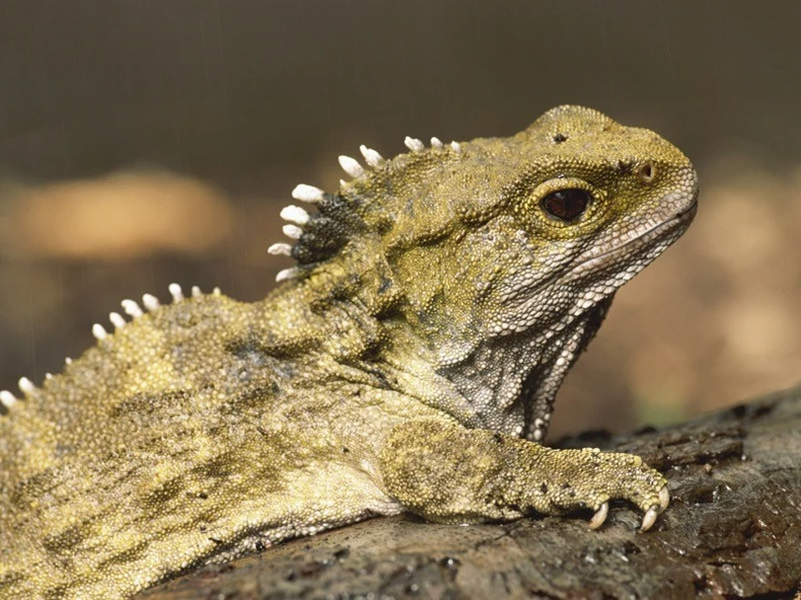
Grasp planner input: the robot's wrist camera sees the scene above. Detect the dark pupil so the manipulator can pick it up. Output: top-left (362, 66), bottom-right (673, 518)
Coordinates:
top-left (541, 189), bottom-right (591, 222)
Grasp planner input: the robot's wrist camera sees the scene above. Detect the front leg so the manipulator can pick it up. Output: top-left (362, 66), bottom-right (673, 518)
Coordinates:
top-left (379, 419), bottom-right (669, 530)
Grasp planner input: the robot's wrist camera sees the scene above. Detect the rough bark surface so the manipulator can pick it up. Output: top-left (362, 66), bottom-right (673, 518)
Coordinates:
top-left (138, 387), bottom-right (801, 600)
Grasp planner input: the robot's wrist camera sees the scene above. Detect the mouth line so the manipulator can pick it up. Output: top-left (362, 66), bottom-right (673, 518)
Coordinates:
top-left (499, 198), bottom-right (698, 306)
top-left (572, 200), bottom-right (698, 271)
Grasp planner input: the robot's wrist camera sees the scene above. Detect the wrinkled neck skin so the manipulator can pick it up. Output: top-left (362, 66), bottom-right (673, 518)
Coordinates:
top-left (431, 296), bottom-right (614, 441)
top-left (386, 226), bottom-right (619, 442)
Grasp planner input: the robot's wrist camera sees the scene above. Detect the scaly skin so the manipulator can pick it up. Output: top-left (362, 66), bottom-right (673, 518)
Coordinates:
top-left (0, 106), bottom-right (698, 599)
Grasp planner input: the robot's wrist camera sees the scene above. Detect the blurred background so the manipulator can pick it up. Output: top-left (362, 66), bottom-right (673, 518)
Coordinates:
top-left (0, 1), bottom-right (799, 437)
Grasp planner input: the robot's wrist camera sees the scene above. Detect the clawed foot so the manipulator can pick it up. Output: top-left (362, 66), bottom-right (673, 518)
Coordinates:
top-left (588, 483), bottom-right (669, 531)
top-left (511, 445), bottom-right (671, 531)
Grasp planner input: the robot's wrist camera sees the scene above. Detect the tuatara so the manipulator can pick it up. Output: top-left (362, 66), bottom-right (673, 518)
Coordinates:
top-left (0, 105), bottom-right (698, 599)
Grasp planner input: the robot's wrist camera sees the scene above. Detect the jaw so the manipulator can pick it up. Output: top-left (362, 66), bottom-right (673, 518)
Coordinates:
top-left (565, 197), bottom-right (697, 286)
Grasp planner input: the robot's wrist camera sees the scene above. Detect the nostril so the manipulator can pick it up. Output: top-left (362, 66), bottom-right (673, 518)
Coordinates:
top-left (637, 162), bottom-right (656, 183)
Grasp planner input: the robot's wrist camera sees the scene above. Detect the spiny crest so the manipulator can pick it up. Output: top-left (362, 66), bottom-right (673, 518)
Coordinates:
top-left (0, 283), bottom-right (220, 413)
top-left (269, 134), bottom-right (463, 283)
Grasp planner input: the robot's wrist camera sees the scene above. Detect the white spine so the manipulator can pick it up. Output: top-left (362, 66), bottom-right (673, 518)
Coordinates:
top-left (291, 184), bottom-right (325, 203)
top-left (450, 141), bottom-right (461, 153)
top-left (338, 155), bottom-right (365, 178)
top-left (359, 145), bottom-right (384, 167)
top-left (142, 294), bottom-right (160, 312)
top-left (121, 299), bottom-right (144, 318)
top-left (275, 267), bottom-right (300, 283)
top-left (0, 390), bottom-right (17, 408)
top-left (268, 242), bottom-right (293, 256)
top-left (282, 224), bottom-right (303, 240)
top-left (92, 323), bottom-right (108, 340)
top-left (191, 286), bottom-right (202, 298)
top-left (430, 137), bottom-right (444, 149)
top-left (404, 136), bottom-right (425, 152)
top-left (280, 205), bottom-right (310, 226)
top-left (169, 283), bottom-right (184, 302)
top-left (18, 377), bottom-right (35, 395)
top-left (109, 312), bottom-right (126, 330)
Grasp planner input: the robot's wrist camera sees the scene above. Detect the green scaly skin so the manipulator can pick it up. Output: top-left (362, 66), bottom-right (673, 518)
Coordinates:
top-left (0, 106), bottom-right (698, 599)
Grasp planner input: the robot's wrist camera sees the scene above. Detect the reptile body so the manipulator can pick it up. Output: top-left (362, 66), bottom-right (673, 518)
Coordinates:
top-left (0, 106), bottom-right (698, 598)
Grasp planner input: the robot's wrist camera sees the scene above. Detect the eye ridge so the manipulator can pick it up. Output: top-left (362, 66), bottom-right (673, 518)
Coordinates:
top-left (540, 188), bottom-right (592, 223)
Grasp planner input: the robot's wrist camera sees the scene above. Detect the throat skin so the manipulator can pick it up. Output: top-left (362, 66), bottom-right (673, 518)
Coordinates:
top-left (386, 267), bottom-right (618, 441)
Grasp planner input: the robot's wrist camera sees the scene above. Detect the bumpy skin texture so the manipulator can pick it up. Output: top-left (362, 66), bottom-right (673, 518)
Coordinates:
top-left (0, 106), bottom-right (698, 599)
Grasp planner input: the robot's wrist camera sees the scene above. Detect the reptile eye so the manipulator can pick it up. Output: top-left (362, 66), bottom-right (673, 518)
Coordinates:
top-left (540, 189), bottom-right (592, 222)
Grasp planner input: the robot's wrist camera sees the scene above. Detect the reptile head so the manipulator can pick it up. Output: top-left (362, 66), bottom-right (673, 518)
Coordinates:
top-left (270, 106), bottom-right (698, 433)
top-left (451, 104), bottom-right (700, 338)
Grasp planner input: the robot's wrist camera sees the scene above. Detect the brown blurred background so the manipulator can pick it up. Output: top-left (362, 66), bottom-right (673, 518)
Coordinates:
top-left (0, 1), bottom-right (799, 438)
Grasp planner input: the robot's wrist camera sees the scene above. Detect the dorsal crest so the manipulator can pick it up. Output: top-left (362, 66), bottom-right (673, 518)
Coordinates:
top-left (269, 135), bottom-right (464, 283)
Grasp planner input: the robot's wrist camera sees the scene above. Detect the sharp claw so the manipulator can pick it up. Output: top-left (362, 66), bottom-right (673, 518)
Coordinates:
top-left (658, 485), bottom-right (670, 513)
top-left (641, 506), bottom-right (658, 531)
top-left (589, 502), bottom-right (609, 529)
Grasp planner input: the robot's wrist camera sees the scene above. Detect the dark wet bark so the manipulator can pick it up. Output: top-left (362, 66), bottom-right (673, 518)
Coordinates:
top-left (139, 387), bottom-right (801, 600)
